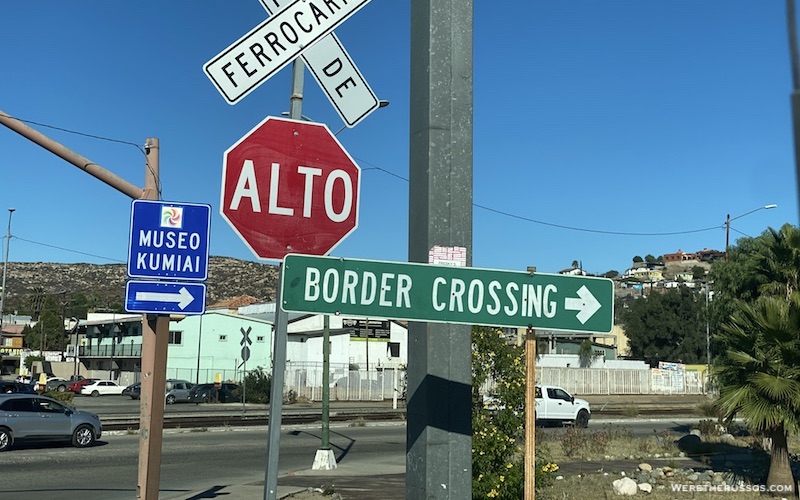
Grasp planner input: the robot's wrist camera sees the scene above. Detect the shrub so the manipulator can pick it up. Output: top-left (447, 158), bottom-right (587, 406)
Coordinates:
top-left (559, 427), bottom-right (585, 458)
top-left (241, 366), bottom-right (271, 404)
top-left (44, 390), bottom-right (74, 404)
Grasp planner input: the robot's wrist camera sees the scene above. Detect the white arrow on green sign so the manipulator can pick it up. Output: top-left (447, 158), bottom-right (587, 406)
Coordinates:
top-left (281, 254), bottom-right (614, 333)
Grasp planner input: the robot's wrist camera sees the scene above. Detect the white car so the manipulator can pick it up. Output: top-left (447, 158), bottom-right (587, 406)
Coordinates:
top-left (80, 380), bottom-right (125, 397)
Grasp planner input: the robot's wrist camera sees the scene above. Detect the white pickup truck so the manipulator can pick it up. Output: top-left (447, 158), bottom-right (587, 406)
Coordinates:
top-left (535, 384), bottom-right (591, 428)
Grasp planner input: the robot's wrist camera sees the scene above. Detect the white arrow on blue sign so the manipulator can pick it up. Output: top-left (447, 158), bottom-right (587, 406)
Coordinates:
top-left (125, 281), bottom-right (207, 315)
top-left (127, 200), bottom-right (211, 281)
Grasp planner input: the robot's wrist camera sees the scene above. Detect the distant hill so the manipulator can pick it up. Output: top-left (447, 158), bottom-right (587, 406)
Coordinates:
top-left (0, 256), bottom-right (279, 311)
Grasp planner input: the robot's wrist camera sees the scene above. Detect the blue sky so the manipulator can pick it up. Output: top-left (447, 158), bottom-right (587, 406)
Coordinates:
top-left (1, 1), bottom-right (796, 276)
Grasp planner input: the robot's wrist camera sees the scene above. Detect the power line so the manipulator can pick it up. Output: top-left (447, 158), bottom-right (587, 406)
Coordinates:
top-left (359, 161), bottom-right (726, 238)
top-left (13, 236), bottom-right (124, 263)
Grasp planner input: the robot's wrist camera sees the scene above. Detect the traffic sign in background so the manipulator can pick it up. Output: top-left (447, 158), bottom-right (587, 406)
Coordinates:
top-left (125, 281), bottom-right (207, 315)
top-left (281, 254), bottom-right (615, 333)
top-left (127, 200), bottom-right (211, 281)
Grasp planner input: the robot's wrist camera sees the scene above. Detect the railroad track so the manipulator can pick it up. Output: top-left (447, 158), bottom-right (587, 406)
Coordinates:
top-left (102, 410), bottom-right (406, 431)
top-left (101, 405), bottom-right (697, 431)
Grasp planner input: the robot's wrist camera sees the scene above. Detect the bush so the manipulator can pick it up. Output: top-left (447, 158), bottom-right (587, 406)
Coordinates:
top-left (559, 427), bottom-right (585, 458)
top-left (43, 390), bottom-right (74, 404)
top-left (241, 367), bottom-right (271, 404)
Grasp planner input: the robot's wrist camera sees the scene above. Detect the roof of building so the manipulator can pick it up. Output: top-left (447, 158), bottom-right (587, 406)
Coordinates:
top-left (208, 295), bottom-right (261, 309)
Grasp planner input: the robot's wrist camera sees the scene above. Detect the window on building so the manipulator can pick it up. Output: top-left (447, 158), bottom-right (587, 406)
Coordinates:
top-left (387, 342), bottom-right (400, 358)
top-left (256, 336), bottom-right (265, 342)
top-left (219, 334), bottom-right (227, 342)
top-left (168, 331), bottom-right (183, 345)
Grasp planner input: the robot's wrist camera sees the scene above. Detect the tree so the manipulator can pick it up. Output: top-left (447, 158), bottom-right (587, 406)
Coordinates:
top-left (602, 270), bottom-right (620, 279)
top-left (754, 224), bottom-right (800, 301)
top-left (471, 326), bottom-right (525, 498)
top-left (620, 287), bottom-right (705, 366)
top-left (632, 255), bottom-right (643, 263)
top-left (691, 266), bottom-right (706, 280)
top-left (644, 254), bottom-right (656, 263)
top-left (715, 295), bottom-right (800, 494)
top-left (578, 339), bottom-right (596, 367)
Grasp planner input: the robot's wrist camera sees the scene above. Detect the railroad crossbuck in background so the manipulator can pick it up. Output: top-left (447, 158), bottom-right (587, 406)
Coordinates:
top-left (124, 200), bottom-right (211, 315)
top-left (204, 0), bottom-right (374, 122)
top-left (281, 254), bottom-right (615, 333)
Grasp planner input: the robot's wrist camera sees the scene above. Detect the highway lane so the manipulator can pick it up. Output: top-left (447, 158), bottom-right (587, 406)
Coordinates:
top-left (0, 423), bottom-right (407, 500)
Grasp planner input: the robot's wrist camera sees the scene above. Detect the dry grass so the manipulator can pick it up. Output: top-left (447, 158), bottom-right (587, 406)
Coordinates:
top-left (542, 474), bottom-right (785, 500)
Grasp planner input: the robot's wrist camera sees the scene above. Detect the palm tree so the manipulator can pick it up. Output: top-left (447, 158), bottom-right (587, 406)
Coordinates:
top-left (756, 223), bottom-right (800, 301)
top-left (714, 294), bottom-right (800, 494)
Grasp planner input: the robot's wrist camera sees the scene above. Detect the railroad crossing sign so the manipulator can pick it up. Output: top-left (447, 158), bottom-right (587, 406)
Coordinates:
top-left (221, 116), bottom-right (360, 261)
top-left (204, 0), bottom-right (372, 107)
top-left (281, 254), bottom-right (615, 333)
top-left (240, 327), bottom-right (252, 363)
top-left (257, 0), bottom-right (379, 127)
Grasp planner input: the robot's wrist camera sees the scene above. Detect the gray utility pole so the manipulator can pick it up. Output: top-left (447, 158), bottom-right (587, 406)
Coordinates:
top-left (0, 208), bottom-right (15, 339)
top-left (407, 1), bottom-right (473, 499)
top-left (0, 110), bottom-right (170, 500)
top-left (264, 58), bottom-right (305, 500)
top-left (787, 0), bottom-right (800, 222)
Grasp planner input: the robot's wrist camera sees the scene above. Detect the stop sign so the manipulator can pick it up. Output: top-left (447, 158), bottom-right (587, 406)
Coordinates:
top-left (221, 116), bottom-right (360, 261)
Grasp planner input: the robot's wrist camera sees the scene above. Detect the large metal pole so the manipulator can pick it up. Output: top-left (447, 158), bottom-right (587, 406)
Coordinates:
top-left (787, 0), bottom-right (800, 222)
top-left (0, 208), bottom-right (15, 341)
top-left (407, 1), bottom-right (473, 498)
top-left (137, 138), bottom-right (169, 500)
top-left (264, 58), bottom-right (305, 500)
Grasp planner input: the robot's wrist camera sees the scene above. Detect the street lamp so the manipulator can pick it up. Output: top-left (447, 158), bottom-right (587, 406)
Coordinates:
top-left (724, 204), bottom-right (777, 259)
top-left (0, 208), bottom-right (15, 340)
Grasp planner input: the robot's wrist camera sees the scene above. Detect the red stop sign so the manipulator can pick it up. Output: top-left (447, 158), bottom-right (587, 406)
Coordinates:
top-left (221, 116), bottom-right (360, 261)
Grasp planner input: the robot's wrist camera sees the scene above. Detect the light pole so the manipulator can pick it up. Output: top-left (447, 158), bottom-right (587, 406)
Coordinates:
top-left (0, 208), bottom-right (15, 341)
top-left (724, 204), bottom-right (778, 259)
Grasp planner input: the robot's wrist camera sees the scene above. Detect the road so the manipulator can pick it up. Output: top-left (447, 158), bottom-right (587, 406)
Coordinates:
top-left (0, 423), bottom-right (407, 500)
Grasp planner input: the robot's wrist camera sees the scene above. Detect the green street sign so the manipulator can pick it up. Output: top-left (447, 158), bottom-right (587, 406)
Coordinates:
top-left (281, 254), bottom-right (614, 333)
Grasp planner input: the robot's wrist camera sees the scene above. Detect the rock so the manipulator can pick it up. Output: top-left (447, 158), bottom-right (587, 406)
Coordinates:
top-left (556, 475), bottom-right (564, 480)
top-left (620, 471), bottom-right (626, 476)
top-left (687, 473), bottom-right (699, 481)
top-left (690, 429), bottom-right (702, 437)
top-left (638, 482), bottom-right (653, 494)
top-left (638, 463), bottom-right (652, 471)
top-left (612, 477), bottom-right (638, 496)
top-left (720, 433), bottom-right (736, 444)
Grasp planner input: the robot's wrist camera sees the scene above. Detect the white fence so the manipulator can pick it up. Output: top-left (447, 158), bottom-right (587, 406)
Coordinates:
top-left (284, 362), bottom-right (405, 402)
top-left (482, 367), bottom-right (707, 396)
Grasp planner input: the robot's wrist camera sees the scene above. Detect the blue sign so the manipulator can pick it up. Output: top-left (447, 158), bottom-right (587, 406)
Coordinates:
top-left (127, 200), bottom-right (211, 280)
top-left (125, 281), bottom-right (207, 315)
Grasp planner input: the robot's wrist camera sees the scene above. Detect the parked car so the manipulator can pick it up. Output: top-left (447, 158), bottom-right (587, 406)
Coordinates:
top-left (45, 377), bottom-right (70, 393)
top-left (0, 393), bottom-right (102, 451)
top-left (68, 378), bottom-right (98, 394)
top-left (189, 383), bottom-right (241, 404)
top-left (122, 382), bottom-right (140, 400)
top-left (165, 380), bottom-right (195, 404)
top-left (0, 382), bottom-right (36, 395)
top-left (80, 380), bottom-right (125, 397)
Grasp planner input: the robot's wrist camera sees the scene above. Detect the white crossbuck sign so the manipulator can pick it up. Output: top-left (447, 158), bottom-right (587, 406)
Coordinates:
top-left (204, 0), bottom-right (378, 128)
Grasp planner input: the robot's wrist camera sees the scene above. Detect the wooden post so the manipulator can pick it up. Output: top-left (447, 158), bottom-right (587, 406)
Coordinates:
top-left (524, 325), bottom-right (536, 499)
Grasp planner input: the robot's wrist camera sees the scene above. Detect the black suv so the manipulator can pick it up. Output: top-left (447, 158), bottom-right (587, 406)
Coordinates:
top-left (0, 381), bottom-right (36, 394)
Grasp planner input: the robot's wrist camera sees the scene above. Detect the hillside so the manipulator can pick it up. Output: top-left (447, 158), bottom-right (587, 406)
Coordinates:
top-left (0, 256), bottom-right (280, 311)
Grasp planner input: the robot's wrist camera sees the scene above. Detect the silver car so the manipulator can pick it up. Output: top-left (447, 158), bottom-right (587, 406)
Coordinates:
top-left (165, 379), bottom-right (195, 404)
top-left (0, 394), bottom-right (102, 451)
